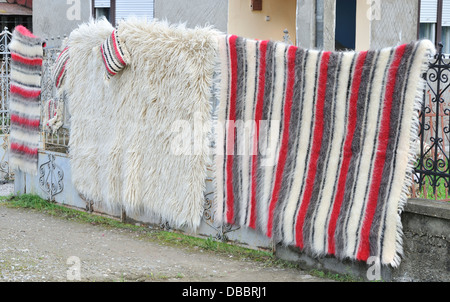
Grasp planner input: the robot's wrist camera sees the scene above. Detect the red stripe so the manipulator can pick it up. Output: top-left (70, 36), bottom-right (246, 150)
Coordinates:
top-left (326, 51), bottom-right (368, 255)
top-left (11, 53), bottom-right (42, 66)
top-left (294, 51), bottom-right (332, 248)
top-left (266, 45), bottom-right (297, 237)
top-left (248, 40), bottom-right (269, 229)
top-left (56, 47), bottom-right (69, 62)
top-left (56, 61), bottom-right (68, 88)
top-left (10, 84), bottom-right (41, 99)
top-left (10, 142), bottom-right (38, 156)
top-left (225, 35), bottom-right (238, 224)
top-left (15, 25), bottom-right (38, 39)
top-left (111, 30), bottom-right (127, 66)
top-left (356, 44), bottom-right (407, 262)
top-left (11, 114), bottom-right (40, 128)
top-left (100, 45), bottom-right (117, 76)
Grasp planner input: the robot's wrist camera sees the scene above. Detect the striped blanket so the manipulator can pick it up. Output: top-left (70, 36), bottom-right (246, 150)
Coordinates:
top-left (8, 25), bottom-right (44, 176)
top-left (214, 35), bottom-right (434, 266)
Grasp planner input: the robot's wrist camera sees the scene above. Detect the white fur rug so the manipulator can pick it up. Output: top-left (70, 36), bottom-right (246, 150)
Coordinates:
top-left (64, 18), bottom-right (218, 230)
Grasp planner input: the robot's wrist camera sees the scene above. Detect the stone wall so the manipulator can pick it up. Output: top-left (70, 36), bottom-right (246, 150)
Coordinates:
top-left (275, 198), bottom-right (450, 282)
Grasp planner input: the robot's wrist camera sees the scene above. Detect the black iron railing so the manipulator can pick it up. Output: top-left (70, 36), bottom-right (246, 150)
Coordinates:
top-left (414, 42), bottom-right (450, 200)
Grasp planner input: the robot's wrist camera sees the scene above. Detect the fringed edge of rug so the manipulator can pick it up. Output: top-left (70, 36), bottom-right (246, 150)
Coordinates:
top-left (209, 35), bottom-right (226, 229)
top-left (391, 39), bottom-right (436, 268)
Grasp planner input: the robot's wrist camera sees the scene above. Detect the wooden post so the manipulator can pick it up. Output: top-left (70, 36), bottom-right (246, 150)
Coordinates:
top-left (121, 206), bottom-right (126, 223)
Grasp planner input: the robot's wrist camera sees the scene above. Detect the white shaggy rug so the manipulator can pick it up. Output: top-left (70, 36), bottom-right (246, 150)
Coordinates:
top-left (64, 18), bottom-right (219, 230)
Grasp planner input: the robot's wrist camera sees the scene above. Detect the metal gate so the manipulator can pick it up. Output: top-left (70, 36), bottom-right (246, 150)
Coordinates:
top-left (0, 27), bottom-right (12, 181)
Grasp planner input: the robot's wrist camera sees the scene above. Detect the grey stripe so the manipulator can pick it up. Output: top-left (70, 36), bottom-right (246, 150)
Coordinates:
top-left (11, 79), bottom-right (41, 90)
top-left (273, 47), bottom-right (305, 242)
top-left (256, 40), bottom-right (275, 233)
top-left (323, 52), bottom-right (357, 251)
top-left (10, 59), bottom-right (42, 73)
top-left (308, 53), bottom-right (343, 250)
top-left (272, 46), bottom-right (291, 239)
top-left (222, 36), bottom-right (231, 219)
top-left (351, 48), bottom-right (395, 257)
top-left (334, 50), bottom-right (376, 259)
top-left (103, 40), bottom-right (122, 73)
top-left (232, 36), bottom-right (246, 224)
top-left (9, 93), bottom-right (40, 106)
top-left (337, 51), bottom-right (381, 258)
top-left (292, 51), bottom-right (322, 242)
top-left (303, 52), bottom-right (341, 253)
top-left (244, 40), bottom-right (260, 226)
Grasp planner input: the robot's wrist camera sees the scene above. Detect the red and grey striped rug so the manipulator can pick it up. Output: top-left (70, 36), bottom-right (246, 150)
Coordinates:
top-left (213, 35), bottom-right (434, 267)
top-left (8, 25), bottom-right (44, 176)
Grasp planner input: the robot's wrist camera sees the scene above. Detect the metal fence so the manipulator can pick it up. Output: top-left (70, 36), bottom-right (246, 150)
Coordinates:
top-left (40, 36), bottom-right (70, 154)
top-left (0, 27), bottom-right (12, 180)
top-left (413, 42), bottom-right (450, 201)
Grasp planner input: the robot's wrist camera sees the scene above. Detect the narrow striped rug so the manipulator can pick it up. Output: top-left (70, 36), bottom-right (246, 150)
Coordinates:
top-left (8, 25), bottom-right (44, 176)
top-left (213, 35), bottom-right (434, 267)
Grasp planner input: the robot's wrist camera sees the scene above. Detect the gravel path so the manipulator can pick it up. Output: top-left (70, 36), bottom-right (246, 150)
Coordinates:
top-left (0, 183), bottom-right (333, 282)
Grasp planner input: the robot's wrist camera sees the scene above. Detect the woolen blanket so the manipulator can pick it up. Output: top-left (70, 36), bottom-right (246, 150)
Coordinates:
top-left (8, 25), bottom-right (44, 176)
top-left (213, 35), bottom-right (434, 266)
top-left (64, 19), bottom-right (218, 230)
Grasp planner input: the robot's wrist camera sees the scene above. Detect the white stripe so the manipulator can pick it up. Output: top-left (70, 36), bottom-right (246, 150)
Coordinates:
top-left (259, 42), bottom-right (286, 230)
top-left (10, 101), bottom-right (41, 117)
top-left (214, 35), bottom-right (229, 225)
top-left (309, 52), bottom-right (354, 253)
top-left (344, 48), bottom-right (392, 258)
top-left (382, 41), bottom-right (433, 265)
top-left (240, 39), bottom-right (257, 226)
top-left (10, 130), bottom-right (40, 146)
top-left (282, 50), bottom-right (319, 245)
top-left (11, 69), bottom-right (41, 87)
top-left (9, 40), bottom-right (43, 58)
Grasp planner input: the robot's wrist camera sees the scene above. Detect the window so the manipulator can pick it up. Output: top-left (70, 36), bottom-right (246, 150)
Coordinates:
top-left (335, 0), bottom-right (356, 50)
top-left (93, 0), bottom-right (116, 26)
top-left (419, 0), bottom-right (450, 53)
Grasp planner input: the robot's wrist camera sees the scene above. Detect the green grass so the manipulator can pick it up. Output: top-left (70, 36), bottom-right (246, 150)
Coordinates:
top-left (0, 193), bottom-right (360, 281)
top-left (414, 176), bottom-right (449, 200)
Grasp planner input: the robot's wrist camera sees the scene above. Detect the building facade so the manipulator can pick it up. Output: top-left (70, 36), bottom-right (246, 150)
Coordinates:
top-left (29, 1), bottom-right (449, 51)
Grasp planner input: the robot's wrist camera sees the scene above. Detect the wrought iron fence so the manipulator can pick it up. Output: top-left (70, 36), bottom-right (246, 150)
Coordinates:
top-left (0, 27), bottom-right (12, 180)
top-left (413, 42), bottom-right (450, 201)
top-left (40, 36), bottom-right (70, 154)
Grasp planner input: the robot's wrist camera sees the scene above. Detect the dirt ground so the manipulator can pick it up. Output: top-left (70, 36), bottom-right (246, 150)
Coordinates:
top-left (0, 196), bottom-right (334, 283)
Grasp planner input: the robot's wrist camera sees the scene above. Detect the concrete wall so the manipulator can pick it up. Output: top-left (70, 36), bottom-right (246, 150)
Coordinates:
top-left (370, 0), bottom-right (419, 49)
top-left (228, 0), bottom-right (297, 44)
top-left (154, 0), bottom-right (228, 33)
top-left (33, 0), bottom-right (92, 47)
top-left (14, 150), bottom-right (272, 251)
top-left (275, 198), bottom-right (450, 282)
top-left (297, 0), bottom-right (419, 51)
top-left (322, 0), bottom-right (335, 51)
top-left (296, 0), bottom-right (315, 48)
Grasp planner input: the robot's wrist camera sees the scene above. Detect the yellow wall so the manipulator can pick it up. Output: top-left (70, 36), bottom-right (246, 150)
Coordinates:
top-left (228, 0), bottom-right (297, 44)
